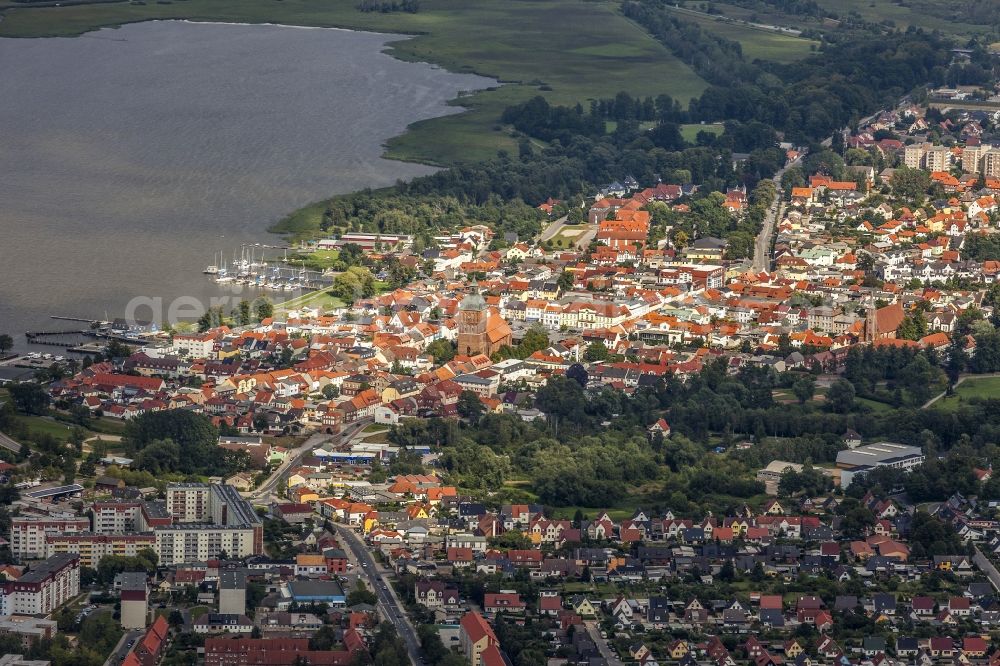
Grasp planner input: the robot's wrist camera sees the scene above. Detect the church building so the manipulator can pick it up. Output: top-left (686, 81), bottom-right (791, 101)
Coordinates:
top-left (456, 284), bottom-right (513, 357)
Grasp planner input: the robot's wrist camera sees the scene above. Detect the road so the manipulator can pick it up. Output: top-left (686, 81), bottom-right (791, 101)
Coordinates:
top-left (0, 431), bottom-right (21, 454)
top-left (752, 153), bottom-right (800, 272)
top-left (584, 620), bottom-right (623, 666)
top-left (665, 3), bottom-right (803, 35)
top-left (751, 107), bottom-right (889, 273)
top-left (103, 628), bottom-right (144, 666)
top-left (335, 524), bottom-right (422, 664)
top-left (248, 420), bottom-right (368, 502)
top-left (973, 546), bottom-right (1000, 592)
top-left (538, 215), bottom-right (569, 242)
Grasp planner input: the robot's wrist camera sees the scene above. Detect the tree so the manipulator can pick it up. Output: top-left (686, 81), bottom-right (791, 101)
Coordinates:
top-left (253, 413), bottom-right (269, 433)
top-left (0, 334), bottom-right (12, 355)
top-left (134, 439), bottom-right (181, 474)
top-left (234, 299), bottom-right (252, 326)
top-left (255, 298), bottom-right (275, 322)
top-left (897, 312), bottom-right (927, 341)
top-left (197, 305), bottom-right (225, 332)
top-left (346, 580), bottom-right (378, 606)
top-left (426, 339), bottom-right (456, 364)
top-left (9, 382), bottom-right (49, 415)
top-left (322, 384), bottom-right (340, 400)
top-left (584, 341), bottom-right (610, 362)
top-left (891, 166), bottom-right (931, 202)
top-left (168, 609), bottom-right (184, 627)
top-left (826, 378), bottom-right (856, 413)
top-left (566, 363), bottom-right (588, 388)
top-left (517, 324), bottom-right (549, 358)
top-left (125, 410), bottom-right (223, 475)
top-left (457, 390), bottom-right (485, 423)
top-left (330, 266), bottom-right (376, 303)
top-left (792, 376), bottom-right (816, 404)
top-left (557, 270), bottom-right (574, 291)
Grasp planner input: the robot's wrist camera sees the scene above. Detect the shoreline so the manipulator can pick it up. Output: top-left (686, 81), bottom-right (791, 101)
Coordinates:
top-left (0, 18), bottom-right (494, 352)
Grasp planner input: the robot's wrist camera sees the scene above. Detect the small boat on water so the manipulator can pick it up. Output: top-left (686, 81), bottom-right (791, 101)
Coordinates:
top-left (204, 252), bottom-right (222, 274)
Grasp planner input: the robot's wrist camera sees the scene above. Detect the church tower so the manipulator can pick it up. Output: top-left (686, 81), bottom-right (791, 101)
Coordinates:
top-left (457, 281), bottom-right (488, 356)
top-left (864, 293), bottom-right (878, 345)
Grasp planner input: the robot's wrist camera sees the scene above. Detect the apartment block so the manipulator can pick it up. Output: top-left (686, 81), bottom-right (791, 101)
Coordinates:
top-left (116, 572), bottom-right (149, 630)
top-left (963, 144), bottom-right (984, 173)
top-left (924, 145), bottom-right (951, 172)
top-left (0, 554), bottom-right (80, 616)
top-left (11, 517), bottom-right (90, 560)
top-left (45, 533), bottom-right (157, 567)
top-left (903, 143), bottom-right (925, 169)
top-left (983, 149), bottom-right (1000, 178)
top-left (90, 501), bottom-right (171, 534)
top-left (154, 484), bottom-right (263, 565)
top-left (166, 484), bottom-right (212, 523)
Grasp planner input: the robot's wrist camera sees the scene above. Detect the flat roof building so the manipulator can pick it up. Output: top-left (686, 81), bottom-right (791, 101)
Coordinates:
top-left (836, 442), bottom-right (924, 487)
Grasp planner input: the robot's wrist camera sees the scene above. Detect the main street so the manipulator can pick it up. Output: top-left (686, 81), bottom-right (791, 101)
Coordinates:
top-left (752, 151), bottom-right (802, 272)
top-left (334, 524), bottom-right (422, 664)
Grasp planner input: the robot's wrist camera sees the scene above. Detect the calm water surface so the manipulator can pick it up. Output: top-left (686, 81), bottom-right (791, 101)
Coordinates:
top-left (0, 21), bottom-right (493, 350)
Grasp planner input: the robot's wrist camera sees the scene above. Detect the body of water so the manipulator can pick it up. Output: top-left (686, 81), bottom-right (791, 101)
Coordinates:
top-left (0, 20), bottom-right (493, 352)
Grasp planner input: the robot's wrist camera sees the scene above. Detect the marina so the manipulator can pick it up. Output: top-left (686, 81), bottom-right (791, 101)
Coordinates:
top-left (204, 244), bottom-right (332, 292)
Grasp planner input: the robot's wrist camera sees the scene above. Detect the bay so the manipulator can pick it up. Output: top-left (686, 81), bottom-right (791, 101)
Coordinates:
top-left (0, 20), bottom-right (493, 351)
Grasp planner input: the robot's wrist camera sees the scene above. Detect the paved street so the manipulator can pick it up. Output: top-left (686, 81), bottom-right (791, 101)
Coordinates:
top-left (584, 620), bottom-right (622, 666)
top-left (973, 545), bottom-right (1000, 592)
top-left (0, 431), bottom-right (21, 454)
top-left (335, 524), bottom-right (422, 664)
top-left (752, 154), bottom-right (799, 272)
top-left (103, 627), bottom-right (144, 666)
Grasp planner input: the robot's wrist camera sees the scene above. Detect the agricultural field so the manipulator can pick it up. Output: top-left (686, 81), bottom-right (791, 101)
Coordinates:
top-left (815, 0), bottom-right (992, 35)
top-left (0, 0), bottom-right (709, 166)
top-left (705, 0), bottom-right (993, 37)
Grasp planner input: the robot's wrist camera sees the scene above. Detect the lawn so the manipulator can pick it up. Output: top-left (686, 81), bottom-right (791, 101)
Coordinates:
top-left (19, 415), bottom-right (78, 441)
top-left (661, 5), bottom-right (818, 63)
top-left (291, 250), bottom-right (340, 271)
top-left (930, 376), bottom-right (1000, 412)
top-left (680, 122), bottom-right (723, 143)
top-left (276, 288), bottom-right (347, 314)
top-left (0, 0), bottom-right (709, 167)
top-left (856, 396), bottom-right (894, 413)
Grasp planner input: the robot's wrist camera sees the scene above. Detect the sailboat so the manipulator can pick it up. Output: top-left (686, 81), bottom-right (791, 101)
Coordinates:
top-left (215, 258), bottom-right (233, 283)
top-left (204, 251), bottom-right (220, 274)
